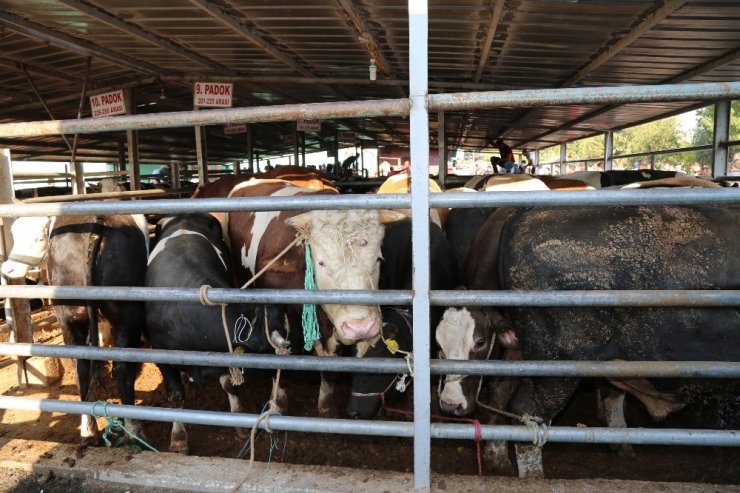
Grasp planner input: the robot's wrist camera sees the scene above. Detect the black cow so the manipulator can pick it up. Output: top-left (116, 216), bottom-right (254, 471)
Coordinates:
top-left (145, 213), bottom-right (288, 454)
top-left (436, 205), bottom-right (740, 478)
top-left (445, 206), bottom-right (496, 268)
top-left (46, 214), bottom-right (149, 443)
top-left (347, 219), bottom-right (461, 418)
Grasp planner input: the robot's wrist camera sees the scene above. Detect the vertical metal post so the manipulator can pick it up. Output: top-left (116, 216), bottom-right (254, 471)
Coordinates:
top-left (437, 111), bottom-right (447, 189)
top-left (247, 124), bottom-right (254, 173)
top-left (409, 1), bottom-right (430, 491)
top-left (650, 154), bottom-right (657, 170)
top-left (334, 130), bottom-right (340, 167)
top-left (194, 106), bottom-right (208, 186)
top-left (125, 89), bottom-right (141, 191)
top-left (293, 123), bottom-right (300, 167)
top-left (604, 131), bottom-right (613, 170)
top-left (713, 100), bottom-right (730, 176)
top-left (301, 132), bottom-right (307, 167)
top-left (0, 148), bottom-right (33, 387)
top-left (169, 162), bottom-right (180, 190)
top-left (534, 149), bottom-right (540, 174)
top-left (117, 140), bottom-right (126, 173)
top-left (560, 142), bottom-right (567, 175)
top-left (72, 160), bottom-right (86, 194)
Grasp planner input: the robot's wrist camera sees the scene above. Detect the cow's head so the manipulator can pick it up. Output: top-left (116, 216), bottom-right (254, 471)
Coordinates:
top-left (1, 216), bottom-right (51, 279)
top-left (435, 307), bottom-right (518, 417)
top-left (285, 209), bottom-right (404, 346)
top-left (347, 308), bottom-right (413, 418)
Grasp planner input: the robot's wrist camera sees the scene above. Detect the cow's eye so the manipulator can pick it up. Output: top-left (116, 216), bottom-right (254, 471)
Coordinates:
top-left (474, 338), bottom-right (486, 350)
top-left (318, 260), bottom-right (326, 267)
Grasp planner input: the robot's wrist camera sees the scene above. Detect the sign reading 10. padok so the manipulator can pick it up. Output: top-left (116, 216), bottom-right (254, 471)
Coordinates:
top-left (89, 90), bottom-right (126, 118)
top-left (193, 82), bottom-right (233, 108)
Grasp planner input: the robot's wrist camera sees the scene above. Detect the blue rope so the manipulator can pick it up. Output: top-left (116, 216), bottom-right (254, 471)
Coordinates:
top-left (90, 401), bottom-right (158, 452)
top-left (302, 242), bottom-right (320, 351)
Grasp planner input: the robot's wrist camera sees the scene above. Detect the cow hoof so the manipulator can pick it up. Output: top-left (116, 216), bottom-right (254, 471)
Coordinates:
top-left (613, 443), bottom-right (636, 459)
top-left (236, 427), bottom-right (248, 440)
top-left (80, 434), bottom-right (102, 448)
top-left (318, 406), bottom-right (338, 418)
top-left (484, 442), bottom-right (515, 476)
top-left (169, 441), bottom-right (189, 455)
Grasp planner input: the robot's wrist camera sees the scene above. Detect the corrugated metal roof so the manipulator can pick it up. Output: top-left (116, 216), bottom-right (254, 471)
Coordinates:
top-left (0, 0), bottom-right (738, 164)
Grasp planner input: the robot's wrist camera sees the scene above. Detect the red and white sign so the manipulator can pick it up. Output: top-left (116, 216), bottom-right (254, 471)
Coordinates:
top-left (89, 90), bottom-right (125, 118)
top-left (297, 119), bottom-right (321, 132)
top-left (224, 123), bottom-right (247, 135)
top-left (193, 82), bottom-right (233, 107)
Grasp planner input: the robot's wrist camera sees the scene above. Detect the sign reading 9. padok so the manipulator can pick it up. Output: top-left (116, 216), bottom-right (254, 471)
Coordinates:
top-left (193, 82), bottom-right (233, 108)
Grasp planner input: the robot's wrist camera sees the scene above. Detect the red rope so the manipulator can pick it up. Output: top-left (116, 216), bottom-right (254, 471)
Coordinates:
top-left (380, 393), bottom-right (484, 476)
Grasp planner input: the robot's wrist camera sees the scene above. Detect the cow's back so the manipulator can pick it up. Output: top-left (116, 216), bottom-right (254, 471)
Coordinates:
top-left (498, 206), bottom-right (740, 363)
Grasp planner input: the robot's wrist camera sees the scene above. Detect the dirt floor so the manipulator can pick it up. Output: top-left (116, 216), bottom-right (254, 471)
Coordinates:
top-left (1, 307), bottom-right (739, 487)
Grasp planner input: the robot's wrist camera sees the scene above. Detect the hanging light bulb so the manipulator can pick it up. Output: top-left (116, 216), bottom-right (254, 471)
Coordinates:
top-left (369, 58), bottom-right (377, 81)
top-left (159, 86), bottom-right (166, 100)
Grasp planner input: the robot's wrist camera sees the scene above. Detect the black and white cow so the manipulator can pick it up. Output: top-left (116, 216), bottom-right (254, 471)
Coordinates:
top-left (6, 214), bottom-right (150, 442)
top-left (347, 219), bottom-right (461, 418)
top-left (145, 213), bottom-right (288, 454)
top-left (436, 205), bottom-right (740, 478)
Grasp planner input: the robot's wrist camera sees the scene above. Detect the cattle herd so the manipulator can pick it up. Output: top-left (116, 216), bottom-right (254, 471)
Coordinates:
top-left (1, 165), bottom-right (738, 479)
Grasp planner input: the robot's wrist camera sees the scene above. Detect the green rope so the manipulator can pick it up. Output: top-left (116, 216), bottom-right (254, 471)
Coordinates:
top-left (302, 242), bottom-right (320, 351)
top-left (91, 401), bottom-right (158, 453)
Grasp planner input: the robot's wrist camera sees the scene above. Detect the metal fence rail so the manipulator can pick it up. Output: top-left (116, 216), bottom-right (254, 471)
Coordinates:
top-left (3, 343), bottom-right (740, 378)
top-left (1, 396), bottom-right (738, 448)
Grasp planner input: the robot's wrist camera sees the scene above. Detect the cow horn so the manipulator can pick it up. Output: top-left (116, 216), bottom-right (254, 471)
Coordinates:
top-left (378, 210), bottom-right (407, 224)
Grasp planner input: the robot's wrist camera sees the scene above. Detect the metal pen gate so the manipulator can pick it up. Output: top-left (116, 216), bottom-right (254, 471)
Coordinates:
top-left (1, 3), bottom-right (740, 491)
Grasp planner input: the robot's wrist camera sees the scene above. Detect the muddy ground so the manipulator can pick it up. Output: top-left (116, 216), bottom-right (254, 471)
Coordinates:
top-left (1, 308), bottom-right (738, 487)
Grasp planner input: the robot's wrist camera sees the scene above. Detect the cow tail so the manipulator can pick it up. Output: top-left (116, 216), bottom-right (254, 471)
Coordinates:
top-left (86, 218), bottom-right (106, 392)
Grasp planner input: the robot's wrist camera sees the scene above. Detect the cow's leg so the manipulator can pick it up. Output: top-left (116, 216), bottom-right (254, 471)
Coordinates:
top-left (105, 303), bottom-right (147, 443)
top-left (57, 308), bottom-right (100, 442)
top-left (219, 373), bottom-right (248, 439)
top-left (483, 348), bottom-right (521, 476)
top-left (315, 336), bottom-right (340, 417)
top-left (159, 364), bottom-right (188, 454)
top-left (602, 388), bottom-right (635, 458)
top-left (509, 376), bottom-right (579, 479)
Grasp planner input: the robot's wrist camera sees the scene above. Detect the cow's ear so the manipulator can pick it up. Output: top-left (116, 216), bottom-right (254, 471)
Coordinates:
top-left (378, 210), bottom-right (406, 224)
top-left (285, 212), bottom-right (311, 233)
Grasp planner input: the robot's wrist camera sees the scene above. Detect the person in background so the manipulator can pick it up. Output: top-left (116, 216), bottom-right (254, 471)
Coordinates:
top-left (690, 161), bottom-right (702, 175)
top-left (492, 139), bottom-right (517, 173)
top-left (699, 166), bottom-right (712, 177)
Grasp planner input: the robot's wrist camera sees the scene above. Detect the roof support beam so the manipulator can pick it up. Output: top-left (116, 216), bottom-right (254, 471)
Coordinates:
top-left (55, 0), bottom-right (238, 75)
top-left (0, 56), bottom-right (83, 84)
top-left (562, 0), bottom-right (687, 87)
top-left (514, 45), bottom-right (740, 149)
top-left (335, 0), bottom-right (394, 78)
top-left (474, 0), bottom-right (505, 83)
top-left (502, 0), bottom-right (687, 145)
top-left (0, 10), bottom-right (172, 77)
top-left (187, 0), bottom-right (315, 78)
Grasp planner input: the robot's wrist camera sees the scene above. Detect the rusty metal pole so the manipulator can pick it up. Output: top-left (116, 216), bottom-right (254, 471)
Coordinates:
top-left (0, 148), bottom-right (33, 388)
top-left (125, 89), bottom-right (141, 191)
top-left (247, 124), bottom-right (254, 173)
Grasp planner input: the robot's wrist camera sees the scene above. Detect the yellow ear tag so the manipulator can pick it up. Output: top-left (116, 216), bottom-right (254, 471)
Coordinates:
top-left (233, 346), bottom-right (246, 354)
top-left (385, 338), bottom-right (399, 355)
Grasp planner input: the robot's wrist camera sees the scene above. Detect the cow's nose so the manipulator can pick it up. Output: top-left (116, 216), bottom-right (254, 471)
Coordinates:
top-left (440, 400), bottom-right (465, 416)
top-left (347, 407), bottom-right (360, 419)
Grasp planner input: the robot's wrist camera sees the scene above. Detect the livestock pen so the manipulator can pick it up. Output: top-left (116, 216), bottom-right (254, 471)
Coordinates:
top-left (0, 2), bottom-right (740, 492)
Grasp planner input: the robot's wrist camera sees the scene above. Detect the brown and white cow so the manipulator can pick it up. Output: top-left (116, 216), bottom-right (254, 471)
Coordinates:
top-left (226, 179), bottom-right (403, 415)
top-left (375, 172), bottom-right (448, 228)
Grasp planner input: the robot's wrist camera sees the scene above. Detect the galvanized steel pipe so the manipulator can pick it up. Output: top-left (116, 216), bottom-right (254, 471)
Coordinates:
top-left (0, 285), bottom-right (737, 307)
top-left (429, 81), bottom-right (740, 111)
top-left (0, 99), bottom-right (411, 138)
top-left (2, 343), bottom-right (740, 378)
top-left (0, 396), bottom-right (737, 447)
top-left (1, 188), bottom-right (739, 218)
